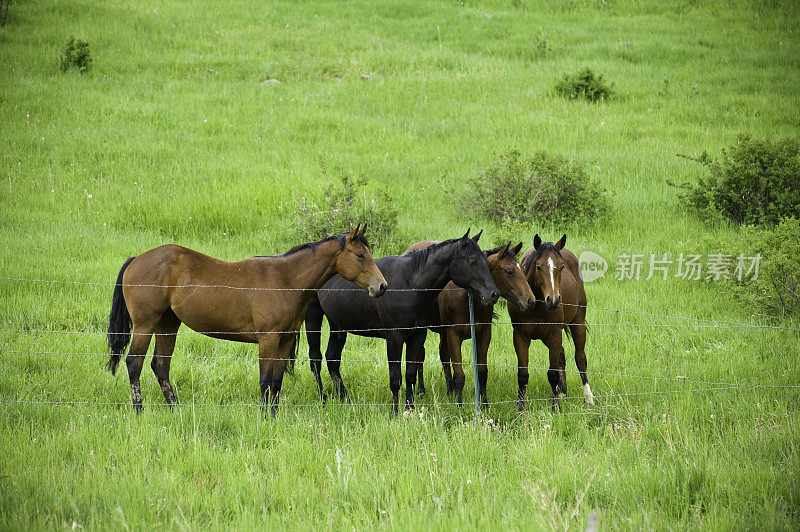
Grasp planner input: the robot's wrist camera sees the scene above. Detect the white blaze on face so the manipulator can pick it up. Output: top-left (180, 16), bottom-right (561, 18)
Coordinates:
top-left (583, 383), bottom-right (595, 407)
top-left (547, 257), bottom-right (556, 292)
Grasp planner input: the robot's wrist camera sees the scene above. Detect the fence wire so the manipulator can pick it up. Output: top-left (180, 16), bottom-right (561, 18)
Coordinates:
top-left (2, 275), bottom-right (798, 332)
top-left (1, 275), bottom-right (798, 412)
top-left (2, 383), bottom-right (798, 411)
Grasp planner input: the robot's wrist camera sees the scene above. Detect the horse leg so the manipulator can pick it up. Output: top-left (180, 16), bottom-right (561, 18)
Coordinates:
top-left (416, 344), bottom-right (426, 396)
top-left (438, 332), bottom-right (454, 395)
top-left (151, 310), bottom-right (181, 407)
top-left (447, 328), bottom-right (466, 407)
top-left (257, 335), bottom-right (280, 416)
top-left (386, 334), bottom-right (403, 416)
top-left (305, 298), bottom-right (327, 403)
top-left (325, 328), bottom-right (349, 401)
top-left (266, 335), bottom-right (294, 418)
top-left (126, 323), bottom-right (155, 412)
top-left (404, 330), bottom-right (427, 410)
top-left (545, 333), bottom-right (564, 412)
top-left (477, 325), bottom-right (491, 407)
top-left (512, 328), bottom-right (531, 412)
top-left (570, 323), bottom-right (594, 407)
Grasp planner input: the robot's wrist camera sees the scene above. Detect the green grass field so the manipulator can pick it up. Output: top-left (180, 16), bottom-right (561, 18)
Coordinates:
top-left (2, 0), bottom-right (799, 529)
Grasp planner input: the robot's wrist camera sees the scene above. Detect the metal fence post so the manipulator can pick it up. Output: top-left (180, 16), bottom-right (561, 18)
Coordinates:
top-left (468, 292), bottom-right (480, 416)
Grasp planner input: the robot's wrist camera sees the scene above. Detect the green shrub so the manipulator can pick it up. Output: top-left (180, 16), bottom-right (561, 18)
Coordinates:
top-left (60, 35), bottom-right (92, 73)
top-left (723, 218), bottom-right (800, 318)
top-left (555, 67), bottom-right (612, 101)
top-left (461, 149), bottom-right (609, 227)
top-left (287, 160), bottom-right (399, 250)
top-left (674, 135), bottom-right (800, 226)
top-left (492, 217), bottom-right (530, 248)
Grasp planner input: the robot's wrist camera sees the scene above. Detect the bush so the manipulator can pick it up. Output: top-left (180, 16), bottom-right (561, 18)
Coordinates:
top-left (287, 160), bottom-right (399, 250)
top-left (60, 35), bottom-right (92, 73)
top-left (674, 135), bottom-right (800, 226)
top-left (492, 217), bottom-right (530, 248)
top-left (555, 67), bottom-right (612, 101)
top-left (461, 149), bottom-right (608, 227)
top-left (723, 218), bottom-right (800, 318)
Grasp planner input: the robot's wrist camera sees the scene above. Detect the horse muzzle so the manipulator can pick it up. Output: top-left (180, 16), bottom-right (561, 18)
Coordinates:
top-left (520, 296), bottom-right (536, 312)
top-left (369, 282), bottom-right (388, 298)
top-left (545, 295), bottom-right (561, 311)
top-left (480, 290), bottom-right (499, 306)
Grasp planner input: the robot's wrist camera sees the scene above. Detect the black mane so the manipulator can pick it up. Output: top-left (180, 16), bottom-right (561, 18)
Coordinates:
top-left (483, 244), bottom-right (519, 259)
top-left (282, 232), bottom-right (369, 256)
top-left (407, 236), bottom-right (480, 272)
top-left (254, 233), bottom-right (369, 258)
top-left (523, 242), bottom-right (561, 272)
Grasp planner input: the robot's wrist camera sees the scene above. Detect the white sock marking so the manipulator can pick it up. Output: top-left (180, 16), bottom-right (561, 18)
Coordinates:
top-left (583, 383), bottom-right (595, 406)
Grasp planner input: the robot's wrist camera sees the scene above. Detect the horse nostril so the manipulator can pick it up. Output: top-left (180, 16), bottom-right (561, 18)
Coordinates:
top-left (491, 290), bottom-right (499, 302)
top-left (380, 282), bottom-right (387, 292)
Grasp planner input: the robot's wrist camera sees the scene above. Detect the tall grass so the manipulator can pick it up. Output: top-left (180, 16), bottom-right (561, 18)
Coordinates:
top-left (1, 0), bottom-right (799, 529)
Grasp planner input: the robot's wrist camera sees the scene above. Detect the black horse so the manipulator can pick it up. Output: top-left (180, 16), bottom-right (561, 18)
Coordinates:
top-left (305, 230), bottom-right (499, 414)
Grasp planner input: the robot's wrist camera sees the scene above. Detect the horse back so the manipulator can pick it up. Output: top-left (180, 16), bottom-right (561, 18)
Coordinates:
top-left (402, 241), bottom-right (441, 255)
top-left (559, 249), bottom-right (587, 322)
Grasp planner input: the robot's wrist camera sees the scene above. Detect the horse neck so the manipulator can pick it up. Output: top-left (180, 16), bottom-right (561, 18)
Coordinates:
top-left (278, 239), bottom-right (341, 290)
top-left (411, 243), bottom-right (457, 293)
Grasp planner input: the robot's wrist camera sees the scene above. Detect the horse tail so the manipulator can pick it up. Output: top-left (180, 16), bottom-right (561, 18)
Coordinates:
top-left (107, 257), bottom-right (135, 375)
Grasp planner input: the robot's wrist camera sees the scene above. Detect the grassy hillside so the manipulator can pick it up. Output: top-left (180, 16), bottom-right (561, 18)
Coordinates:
top-left (1, 0), bottom-right (799, 529)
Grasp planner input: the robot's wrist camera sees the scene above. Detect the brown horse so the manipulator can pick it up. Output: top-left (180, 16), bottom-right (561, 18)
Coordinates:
top-left (402, 239), bottom-right (535, 406)
top-left (508, 234), bottom-right (595, 411)
top-left (106, 225), bottom-right (386, 416)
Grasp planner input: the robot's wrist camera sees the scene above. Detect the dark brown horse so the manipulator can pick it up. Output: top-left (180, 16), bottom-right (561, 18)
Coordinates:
top-left (106, 226), bottom-right (386, 416)
top-left (508, 234), bottom-right (595, 411)
top-left (402, 240), bottom-right (535, 406)
top-left (305, 230), bottom-right (499, 414)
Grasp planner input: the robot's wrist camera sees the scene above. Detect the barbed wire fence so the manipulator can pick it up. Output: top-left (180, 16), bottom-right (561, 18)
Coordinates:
top-left (1, 276), bottom-right (798, 414)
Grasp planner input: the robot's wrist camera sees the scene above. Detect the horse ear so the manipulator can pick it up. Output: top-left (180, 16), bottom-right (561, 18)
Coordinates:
top-left (471, 230), bottom-right (483, 243)
top-left (556, 234), bottom-right (567, 251)
top-left (512, 242), bottom-right (524, 256)
top-left (533, 234), bottom-right (542, 250)
top-left (462, 228), bottom-right (471, 240)
top-left (498, 242), bottom-right (510, 258)
top-left (346, 225), bottom-right (359, 240)
top-left (360, 223), bottom-right (367, 234)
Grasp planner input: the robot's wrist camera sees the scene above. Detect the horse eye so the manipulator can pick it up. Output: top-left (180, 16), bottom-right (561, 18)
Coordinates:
top-left (536, 266), bottom-right (542, 271)
top-left (560, 265), bottom-right (565, 270)
top-left (505, 269), bottom-right (513, 276)
top-left (356, 252), bottom-right (364, 259)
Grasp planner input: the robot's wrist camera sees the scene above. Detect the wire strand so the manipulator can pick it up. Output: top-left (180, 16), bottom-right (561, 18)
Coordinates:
top-left (0, 349), bottom-right (771, 388)
top-left (2, 275), bottom-right (796, 331)
top-left (1, 383), bottom-right (796, 410)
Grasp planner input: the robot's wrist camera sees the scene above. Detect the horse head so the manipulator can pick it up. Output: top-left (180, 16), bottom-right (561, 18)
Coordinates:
top-left (336, 224), bottom-right (388, 298)
top-left (449, 229), bottom-right (499, 306)
top-left (487, 242), bottom-right (535, 311)
top-left (526, 234), bottom-right (567, 311)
